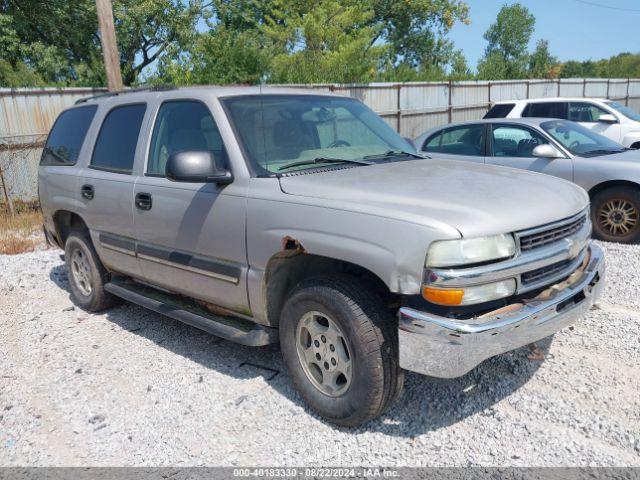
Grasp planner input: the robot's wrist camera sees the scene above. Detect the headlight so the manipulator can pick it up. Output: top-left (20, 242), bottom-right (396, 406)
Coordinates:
top-left (426, 234), bottom-right (516, 268)
top-left (422, 279), bottom-right (516, 306)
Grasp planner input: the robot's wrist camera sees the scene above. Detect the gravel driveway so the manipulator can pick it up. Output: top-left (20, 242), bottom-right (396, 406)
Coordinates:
top-left (1, 241), bottom-right (639, 466)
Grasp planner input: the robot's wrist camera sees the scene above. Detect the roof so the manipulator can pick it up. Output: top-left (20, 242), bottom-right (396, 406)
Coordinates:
top-left (75, 85), bottom-right (345, 105)
top-left (493, 97), bottom-right (608, 105)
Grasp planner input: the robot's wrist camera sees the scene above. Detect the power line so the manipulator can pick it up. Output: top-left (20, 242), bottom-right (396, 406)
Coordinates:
top-left (573, 0), bottom-right (640, 13)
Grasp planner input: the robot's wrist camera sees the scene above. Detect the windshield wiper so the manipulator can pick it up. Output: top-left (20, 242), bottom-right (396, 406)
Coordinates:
top-left (581, 149), bottom-right (626, 156)
top-left (278, 157), bottom-right (373, 171)
top-left (362, 150), bottom-right (429, 160)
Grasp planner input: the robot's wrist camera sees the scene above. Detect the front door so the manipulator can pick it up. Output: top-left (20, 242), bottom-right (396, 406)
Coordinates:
top-left (569, 102), bottom-right (622, 143)
top-left (485, 123), bottom-right (573, 182)
top-left (133, 100), bottom-right (249, 314)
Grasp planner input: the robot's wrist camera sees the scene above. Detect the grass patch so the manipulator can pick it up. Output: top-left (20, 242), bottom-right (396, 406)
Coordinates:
top-left (0, 202), bottom-right (45, 255)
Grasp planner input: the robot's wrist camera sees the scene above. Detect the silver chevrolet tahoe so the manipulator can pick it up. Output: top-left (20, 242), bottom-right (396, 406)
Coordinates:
top-left (38, 86), bottom-right (605, 426)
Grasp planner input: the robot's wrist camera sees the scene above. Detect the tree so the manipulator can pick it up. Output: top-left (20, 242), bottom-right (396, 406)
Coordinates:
top-left (155, 0), bottom-right (470, 85)
top-left (264, 0), bottom-right (386, 84)
top-left (528, 39), bottom-right (558, 79)
top-left (477, 3), bottom-right (535, 79)
top-left (0, 0), bottom-right (205, 86)
top-left (448, 50), bottom-right (472, 80)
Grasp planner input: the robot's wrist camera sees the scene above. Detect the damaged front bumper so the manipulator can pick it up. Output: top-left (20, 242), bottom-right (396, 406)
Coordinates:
top-left (398, 242), bottom-right (605, 378)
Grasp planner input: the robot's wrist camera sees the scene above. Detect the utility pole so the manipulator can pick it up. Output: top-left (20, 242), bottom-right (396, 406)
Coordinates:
top-left (96, 0), bottom-right (123, 91)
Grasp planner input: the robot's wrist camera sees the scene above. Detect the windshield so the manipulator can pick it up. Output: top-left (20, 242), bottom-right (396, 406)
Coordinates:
top-left (540, 120), bottom-right (626, 156)
top-left (222, 95), bottom-right (416, 175)
top-left (605, 101), bottom-right (640, 122)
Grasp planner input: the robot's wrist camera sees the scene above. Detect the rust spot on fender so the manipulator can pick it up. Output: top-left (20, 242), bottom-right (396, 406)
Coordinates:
top-left (281, 236), bottom-right (305, 253)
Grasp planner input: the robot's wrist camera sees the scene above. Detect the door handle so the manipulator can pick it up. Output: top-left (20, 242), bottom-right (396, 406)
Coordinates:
top-left (135, 192), bottom-right (152, 211)
top-left (81, 184), bottom-right (94, 200)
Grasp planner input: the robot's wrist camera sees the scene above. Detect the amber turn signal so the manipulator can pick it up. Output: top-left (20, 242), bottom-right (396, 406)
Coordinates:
top-left (422, 286), bottom-right (464, 306)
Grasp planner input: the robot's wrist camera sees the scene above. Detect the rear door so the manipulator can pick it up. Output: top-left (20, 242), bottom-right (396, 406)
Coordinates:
top-left (485, 123), bottom-right (573, 181)
top-left (568, 101), bottom-right (622, 143)
top-left (78, 103), bottom-right (147, 278)
top-left (133, 99), bottom-right (249, 313)
top-left (420, 124), bottom-right (487, 164)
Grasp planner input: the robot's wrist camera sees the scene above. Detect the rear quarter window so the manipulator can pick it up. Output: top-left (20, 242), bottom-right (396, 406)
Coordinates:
top-left (484, 104), bottom-right (515, 119)
top-left (40, 106), bottom-right (98, 166)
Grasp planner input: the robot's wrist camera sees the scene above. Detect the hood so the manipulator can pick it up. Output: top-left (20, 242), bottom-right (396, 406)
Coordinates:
top-left (278, 159), bottom-right (589, 238)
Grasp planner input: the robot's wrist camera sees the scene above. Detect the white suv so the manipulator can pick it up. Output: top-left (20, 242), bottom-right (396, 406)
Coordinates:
top-left (485, 97), bottom-right (640, 149)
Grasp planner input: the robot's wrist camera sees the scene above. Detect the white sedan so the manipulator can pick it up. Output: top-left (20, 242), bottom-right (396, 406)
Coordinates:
top-left (485, 97), bottom-right (640, 149)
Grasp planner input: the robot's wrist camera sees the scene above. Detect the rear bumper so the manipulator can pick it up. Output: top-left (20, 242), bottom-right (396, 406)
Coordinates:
top-left (398, 242), bottom-right (605, 378)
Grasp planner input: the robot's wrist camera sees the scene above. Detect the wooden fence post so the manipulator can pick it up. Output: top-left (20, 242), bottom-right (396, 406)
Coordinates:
top-left (447, 80), bottom-right (453, 123)
top-left (0, 147), bottom-right (15, 217)
top-left (396, 84), bottom-right (402, 134)
top-left (626, 78), bottom-right (631, 106)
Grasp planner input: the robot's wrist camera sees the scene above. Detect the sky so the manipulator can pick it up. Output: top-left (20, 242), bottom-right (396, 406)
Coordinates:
top-left (450, 0), bottom-right (640, 69)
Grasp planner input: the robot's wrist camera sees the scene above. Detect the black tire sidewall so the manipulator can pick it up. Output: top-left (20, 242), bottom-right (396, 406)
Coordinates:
top-left (280, 282), bottom-right (386, 424)
top-left (64, 233), bottom-right (108, 311)
top-left (591, 188), bottom-right (640, 243)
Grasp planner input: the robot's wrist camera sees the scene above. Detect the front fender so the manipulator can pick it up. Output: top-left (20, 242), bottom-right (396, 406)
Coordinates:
top-left (621, 131), bottom-right (640, 148)
top-left (247, 199), bottom-right (459, 295)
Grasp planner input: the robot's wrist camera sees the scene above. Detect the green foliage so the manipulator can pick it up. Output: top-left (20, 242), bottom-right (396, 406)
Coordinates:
top-left (154, 0), bottom-right (470, 85)
top-left (477, 3), bottom-right (534, 79)
top-left (0, 0), bottom-right (204, 87)
top-left (264, 0), bottom-right (386, 84)
top-left (2, 0), bottom-right (640, 87)
top-left (528, 40), bottom-right (558, 79)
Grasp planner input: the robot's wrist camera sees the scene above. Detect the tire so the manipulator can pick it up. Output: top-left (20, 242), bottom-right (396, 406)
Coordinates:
top-left (591, 187), bottom-right (640, 243)
top-left (64, 229), bottom-right (118, 312)
top-left (279, 275), bottom-right (403, 427)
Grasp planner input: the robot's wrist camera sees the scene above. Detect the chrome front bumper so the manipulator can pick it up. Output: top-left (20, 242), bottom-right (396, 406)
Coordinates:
top-left (398, 242), bottom-right (605, 378)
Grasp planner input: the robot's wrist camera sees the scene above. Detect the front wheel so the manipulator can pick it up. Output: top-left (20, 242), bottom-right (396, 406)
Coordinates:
top-left (279, 275), bottom-right (403, 427)
top-left (591, 187), bottom-right (640, 243)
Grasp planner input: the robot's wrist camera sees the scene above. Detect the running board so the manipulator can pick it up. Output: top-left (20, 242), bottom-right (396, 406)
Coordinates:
top-left (105, 281), bottom-right (276, 346)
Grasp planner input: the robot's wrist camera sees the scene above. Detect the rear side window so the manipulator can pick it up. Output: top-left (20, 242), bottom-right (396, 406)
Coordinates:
top-left (522, 102), bottom-right (568, 119)
top-left (423, 125), bottom-right (485, 156)
top-left (484, 104), bottom-right (515, 119)
top-left (91, 104), bottom-right (146, 173)
top-left (40, 106), bottom-right (98, 166)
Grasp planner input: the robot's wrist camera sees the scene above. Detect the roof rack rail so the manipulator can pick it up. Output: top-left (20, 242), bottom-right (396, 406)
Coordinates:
top-left (75, 84), bottom-right (177, 104)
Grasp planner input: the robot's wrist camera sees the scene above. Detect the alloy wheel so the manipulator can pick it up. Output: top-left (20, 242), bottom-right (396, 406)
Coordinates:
top-left (295, 311), bottom-right (353, 397)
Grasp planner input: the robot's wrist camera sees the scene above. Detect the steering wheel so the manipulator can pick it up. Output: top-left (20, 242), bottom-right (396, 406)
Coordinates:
top-left (569, 140), bottom-right (580, 150)
top-left (328, 139), bottom-right (351, 148)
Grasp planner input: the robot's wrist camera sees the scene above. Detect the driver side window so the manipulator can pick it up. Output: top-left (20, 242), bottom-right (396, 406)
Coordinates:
top-left (491, 125), bottom-right (549, 158)
top-left (147, 100), bottom-right (226, 176)
top-left (568, 102), bottom-right (609, 123)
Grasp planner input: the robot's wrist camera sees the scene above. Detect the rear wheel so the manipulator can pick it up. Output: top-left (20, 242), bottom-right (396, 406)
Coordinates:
top-left (65, 230), bottom-right (119, 311)
top-left (279, 275), bottom-right (403, 427)
top-left (591, 187), bottom-right (640, 243)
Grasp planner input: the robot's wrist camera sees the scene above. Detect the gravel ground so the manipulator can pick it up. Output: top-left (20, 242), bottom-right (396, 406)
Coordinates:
top-left (0, 241), bottom-right (639, 467)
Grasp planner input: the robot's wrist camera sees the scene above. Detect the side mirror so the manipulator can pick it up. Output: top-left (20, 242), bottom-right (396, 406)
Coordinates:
top-left (598, 113), bottom-right (618, 124)
top-left (166, 151), bottom-right (233, 184)
top-left (532, 144), bottom-right (564, 159)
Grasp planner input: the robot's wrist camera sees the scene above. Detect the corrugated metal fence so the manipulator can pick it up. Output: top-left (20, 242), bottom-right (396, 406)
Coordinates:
top-left (2, 79), bottom-right (640, 202)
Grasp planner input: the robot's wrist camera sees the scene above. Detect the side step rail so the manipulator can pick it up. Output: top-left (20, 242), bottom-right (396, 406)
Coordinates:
top-left (105, 281), bottom-right (277, 347)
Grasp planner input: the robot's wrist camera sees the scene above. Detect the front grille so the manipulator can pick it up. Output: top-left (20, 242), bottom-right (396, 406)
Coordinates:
top-left (519, 215), bottom-right (587, 252)
top-left (521, 258), bottom-right (574, 285)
